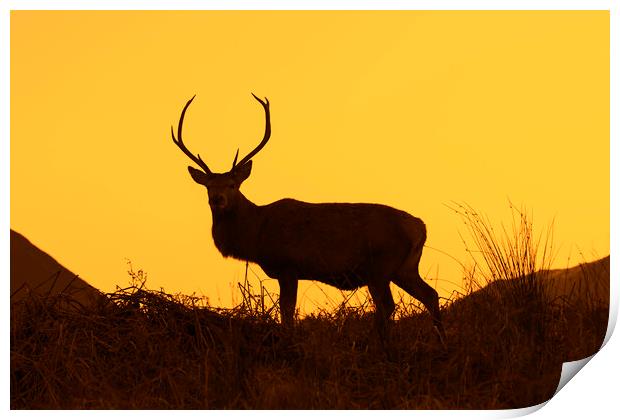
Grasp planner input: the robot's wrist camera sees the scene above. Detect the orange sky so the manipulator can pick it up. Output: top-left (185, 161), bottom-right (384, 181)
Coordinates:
top-left (10, 11), bottom-right (609, 314)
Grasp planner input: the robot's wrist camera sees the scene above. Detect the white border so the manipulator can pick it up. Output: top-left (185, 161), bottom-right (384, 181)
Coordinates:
top-left (2, 2), bottom-right (616, 419)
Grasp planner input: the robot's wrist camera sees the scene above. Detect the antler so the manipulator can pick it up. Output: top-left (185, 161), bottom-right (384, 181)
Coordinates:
top-left (232, 93), bottom-right (271, 170)
top-left (171, 95), bottom-right (212, 175)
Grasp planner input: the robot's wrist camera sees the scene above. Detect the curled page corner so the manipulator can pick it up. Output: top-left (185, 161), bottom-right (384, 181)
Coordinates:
top-left (602, 300), bottom-right (618, 348)
top-left (511, 355), bottom-right (599, 418)
top-left (554, 355), bottom-right (595, 396)
top-left (501, 401), bottom-right (548, 418)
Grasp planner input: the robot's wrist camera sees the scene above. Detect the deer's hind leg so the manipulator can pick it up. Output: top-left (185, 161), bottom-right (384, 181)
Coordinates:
top-left (394, 246), bottom-right (446, 345)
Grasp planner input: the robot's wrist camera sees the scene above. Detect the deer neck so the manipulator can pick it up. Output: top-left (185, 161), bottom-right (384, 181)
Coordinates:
top-left (210, 193), bottom-right (262, 262)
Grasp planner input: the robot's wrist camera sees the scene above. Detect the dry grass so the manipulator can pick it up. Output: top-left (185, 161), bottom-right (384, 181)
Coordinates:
top-left (11, 205), bottom-right (608, 409)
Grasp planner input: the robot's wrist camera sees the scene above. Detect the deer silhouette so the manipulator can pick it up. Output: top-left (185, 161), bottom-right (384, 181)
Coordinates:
top-left (171, 94), bottom-right (445, 341)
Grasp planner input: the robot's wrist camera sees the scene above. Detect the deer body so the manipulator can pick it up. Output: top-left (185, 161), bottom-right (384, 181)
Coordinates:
top-left (212, 195), bottom-right (425, 290)
top-left (172, 94), bottom-right (445, 341)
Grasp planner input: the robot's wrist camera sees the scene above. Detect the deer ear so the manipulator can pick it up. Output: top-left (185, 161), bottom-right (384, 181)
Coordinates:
top-left (188, 166), bottom-right (209, 185)
top-left (233, 161), bottom-right (252, 184)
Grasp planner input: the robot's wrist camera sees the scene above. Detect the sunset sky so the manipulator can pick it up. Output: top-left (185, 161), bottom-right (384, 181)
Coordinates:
top-left (10, 11), bottom-right (609, 313)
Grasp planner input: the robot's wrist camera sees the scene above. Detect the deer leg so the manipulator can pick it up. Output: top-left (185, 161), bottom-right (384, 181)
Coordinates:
top-left (395, 238), bottom-right (447, 348)
top-left (393, 273), bottom-right (446, 347)
top-left (367, 281), bottom-right (395, 339)
top-left (278, 278), bottom-right (298, 327)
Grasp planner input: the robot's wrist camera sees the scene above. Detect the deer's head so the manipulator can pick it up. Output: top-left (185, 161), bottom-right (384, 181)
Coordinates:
top-left (171, 94), bottom-right (271, 214)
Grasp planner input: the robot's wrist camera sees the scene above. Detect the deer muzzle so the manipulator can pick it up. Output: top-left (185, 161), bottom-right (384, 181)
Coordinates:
top-left (209, 194), bottom-right (228, 209)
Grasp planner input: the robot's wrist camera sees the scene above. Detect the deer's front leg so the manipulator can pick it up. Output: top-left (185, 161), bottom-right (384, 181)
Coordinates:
top-left (278, 278), bottom-right (298, 327)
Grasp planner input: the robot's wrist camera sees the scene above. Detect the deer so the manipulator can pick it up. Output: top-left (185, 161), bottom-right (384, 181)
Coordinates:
top-left (171, 93), bottom-right (446, 343)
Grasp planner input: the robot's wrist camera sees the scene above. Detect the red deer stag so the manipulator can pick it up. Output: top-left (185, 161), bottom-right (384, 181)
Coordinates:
top-left (171, 94), bottom-right (445, 340)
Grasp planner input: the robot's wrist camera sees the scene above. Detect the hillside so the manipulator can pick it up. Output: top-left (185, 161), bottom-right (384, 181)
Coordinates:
top-left (544, 256), bottom-right (609, 306)
top-left (461, 256), bottom-right (610, 309)
top-left (10, 229), bottom-right (106, 306)
top-left (10, 239), bottom-right (609, 409)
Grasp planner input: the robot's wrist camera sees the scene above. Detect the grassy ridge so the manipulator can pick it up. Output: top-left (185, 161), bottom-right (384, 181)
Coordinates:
top-left (11, 205), bottom-right (609, 409)
top-left (10, 263), bottom-right (607, 409)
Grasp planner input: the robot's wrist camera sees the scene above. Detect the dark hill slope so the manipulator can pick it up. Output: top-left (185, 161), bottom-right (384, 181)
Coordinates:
top-left (10, 229), bottom-right (105, 306)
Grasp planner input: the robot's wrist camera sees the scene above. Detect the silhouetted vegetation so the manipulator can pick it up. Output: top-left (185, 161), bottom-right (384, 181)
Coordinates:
top-left (11, 206), bottom-right (609, 409)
